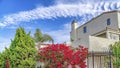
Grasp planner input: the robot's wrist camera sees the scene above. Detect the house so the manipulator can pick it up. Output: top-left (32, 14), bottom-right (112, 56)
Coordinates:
top-left (36, 43), bottom-right (50, 68)
top-left (70, 10), bottom-right (120, 68)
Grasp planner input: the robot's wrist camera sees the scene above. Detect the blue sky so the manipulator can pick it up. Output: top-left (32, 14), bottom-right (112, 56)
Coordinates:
top-left (0, 0), bottom-right (120, 52)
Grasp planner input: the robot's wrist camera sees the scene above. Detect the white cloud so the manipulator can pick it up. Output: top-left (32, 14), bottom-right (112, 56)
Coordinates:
top-left (0, 1), bottom-right (120, 27)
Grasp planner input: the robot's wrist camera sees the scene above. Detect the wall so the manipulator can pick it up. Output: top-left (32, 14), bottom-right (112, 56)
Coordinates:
top-left (70, 22), bottom-right (78, 42)
top-left (71, 36), bottom-right (89, 48)
top-left (89, 36), bottom-right (118, 52)
top-left (72, 11), bottom-right (119, 47)
top-left (117, 12), bottom-right (120, 28)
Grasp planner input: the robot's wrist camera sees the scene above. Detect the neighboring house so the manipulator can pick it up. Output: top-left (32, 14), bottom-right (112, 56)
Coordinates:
top-left (70, 10), bottom-right (120, 68)
top-left (36, 43), bottom-right (50, 49)
top-left (36, 43), bottom-right (50, 68)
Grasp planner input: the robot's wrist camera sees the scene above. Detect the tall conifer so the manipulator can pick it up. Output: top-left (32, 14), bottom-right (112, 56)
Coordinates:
top-left (0, 27), bottom-right (37, 68)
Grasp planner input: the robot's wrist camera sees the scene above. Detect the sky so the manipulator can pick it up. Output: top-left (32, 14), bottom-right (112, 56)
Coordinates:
top-left (0, 0), bottom-right (120, 52)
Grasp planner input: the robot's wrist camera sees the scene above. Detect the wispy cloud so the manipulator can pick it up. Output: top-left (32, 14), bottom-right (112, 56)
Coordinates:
top-left (0, 1), bottom-right (120, 27)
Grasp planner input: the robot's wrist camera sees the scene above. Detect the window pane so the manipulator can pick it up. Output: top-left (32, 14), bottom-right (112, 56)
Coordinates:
top-left (107, 18), bottom-right (111, 25)
top-left (83, 26), bottom-right (87, 33)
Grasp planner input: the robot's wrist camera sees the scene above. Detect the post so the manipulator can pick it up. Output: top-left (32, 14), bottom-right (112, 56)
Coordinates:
top-left (92, 51), bottom-right (94, 68)
top-left (109, 49), bottom-right (112, 68)
top-left (100, 56), bottom-right (101, 68)
top-left (87, 56), bottom-right (89, 68)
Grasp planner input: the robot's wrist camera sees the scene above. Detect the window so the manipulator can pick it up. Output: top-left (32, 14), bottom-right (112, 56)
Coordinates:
top-left (107, 18), bottom-right (111, 25)
top-left (83, 26), bottom-right (87, 33)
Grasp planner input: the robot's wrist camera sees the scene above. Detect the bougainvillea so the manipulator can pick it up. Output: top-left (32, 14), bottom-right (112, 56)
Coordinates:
top-left (38, 44), bottom-right (88, 68)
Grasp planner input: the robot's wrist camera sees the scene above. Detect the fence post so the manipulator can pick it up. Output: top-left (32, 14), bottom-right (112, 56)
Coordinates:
top-left (87, 56), bottom-right (89, 68)
top-left (100, 56), bottom-right (101, 68)
top-left (92, 51), bottom-right (94, 68)
top-left (109, 50), bottom-right (112, 68)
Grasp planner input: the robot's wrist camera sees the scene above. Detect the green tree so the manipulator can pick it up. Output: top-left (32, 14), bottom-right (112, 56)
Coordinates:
top-left (0, 48), bottom-right (9, 68)
top-left (0, 27), bottom-right (37, 68)
top-left (111, 42), bottom-right (120, 68)
top-left (34, 28), bottom-right (54, 44)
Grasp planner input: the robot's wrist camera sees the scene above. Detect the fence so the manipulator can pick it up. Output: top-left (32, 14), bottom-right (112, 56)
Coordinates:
top-left (87, 50), bottom-right (113, 68)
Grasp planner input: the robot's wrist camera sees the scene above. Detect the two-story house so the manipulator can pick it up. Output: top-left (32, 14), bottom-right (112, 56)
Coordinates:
top-left (70, 10), bottom-right (120, 68)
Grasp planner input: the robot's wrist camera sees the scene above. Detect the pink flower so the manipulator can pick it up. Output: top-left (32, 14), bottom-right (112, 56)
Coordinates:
top-left (38, 44), bottom-right (88, 68)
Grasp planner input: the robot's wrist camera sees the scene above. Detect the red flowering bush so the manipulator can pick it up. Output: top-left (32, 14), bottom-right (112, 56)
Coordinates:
top-left (38, 44), bottom-right (88, 68)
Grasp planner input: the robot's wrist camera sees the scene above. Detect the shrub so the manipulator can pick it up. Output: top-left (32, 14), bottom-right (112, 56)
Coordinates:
top-left (38, 44), bottom-right (88, 68)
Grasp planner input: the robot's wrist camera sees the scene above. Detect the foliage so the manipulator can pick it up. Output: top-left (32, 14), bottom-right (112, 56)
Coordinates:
top-left (34, 28), bottom-right (54, 44)
top-left (111, 42), bottom-right (120, 68)
top-left (0, 27), bottom-right (37, 68)
top-left (38, 44), bottom-right (88, 68)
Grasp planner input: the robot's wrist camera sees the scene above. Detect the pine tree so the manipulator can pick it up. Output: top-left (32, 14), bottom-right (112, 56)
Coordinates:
top-left (0, 27), bottom-right (37, 68)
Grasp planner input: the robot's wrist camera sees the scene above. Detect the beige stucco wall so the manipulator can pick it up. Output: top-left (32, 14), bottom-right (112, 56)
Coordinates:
top-left (72, 35), bottom-right (118, 51)
top-left (89, 36), bottom-right (118, 52)
top-left (72, 36), bottom-right (89, 48)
